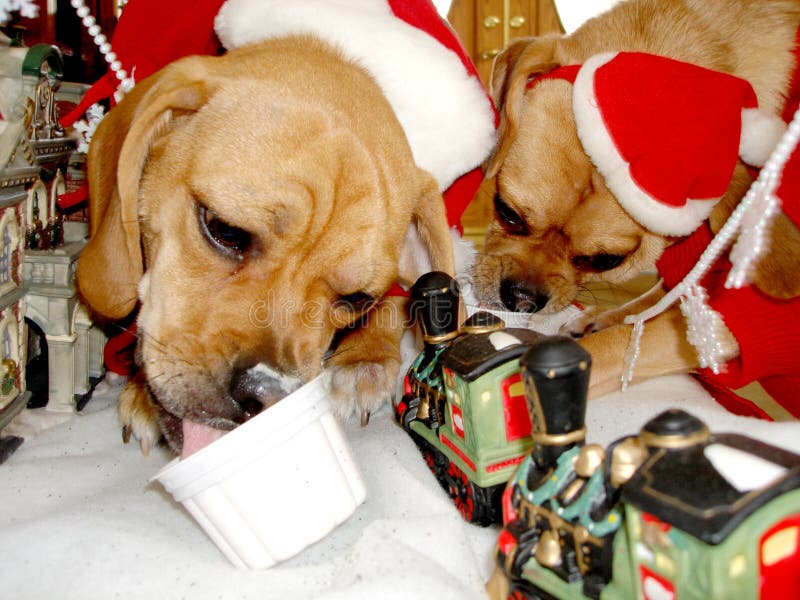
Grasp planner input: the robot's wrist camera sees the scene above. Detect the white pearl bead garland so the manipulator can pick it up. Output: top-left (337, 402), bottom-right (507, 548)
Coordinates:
top-left (70, 0), bottom-right (135, 97)
top-left (728, 109), bottom-right (800, 288)
top-left (620, 106), bottom-right (800, 391)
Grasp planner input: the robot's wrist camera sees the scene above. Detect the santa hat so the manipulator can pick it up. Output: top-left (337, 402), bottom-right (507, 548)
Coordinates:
top-left (62, 0), bottom-right (496, 230)
top-left (533, 52), bottom-right (786, 237)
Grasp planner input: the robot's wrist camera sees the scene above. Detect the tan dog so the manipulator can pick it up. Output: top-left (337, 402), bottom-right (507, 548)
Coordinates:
top-left (474, 0), bottom-right (800, 398)
top-left (78, 36), bottom-right (456, 453)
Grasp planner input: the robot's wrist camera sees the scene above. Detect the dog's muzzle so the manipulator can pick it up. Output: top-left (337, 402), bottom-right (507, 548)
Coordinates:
top-left (229, 363), bottom-right (303, 419)
top-left (179, 364), bottom-right (303, 458)
top-left (499, 278), bottom-right (550, 313)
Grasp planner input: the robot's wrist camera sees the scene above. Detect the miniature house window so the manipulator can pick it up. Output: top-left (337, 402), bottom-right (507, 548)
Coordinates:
top-left (0, 221), bottom-right (11, 284)
top-left (25, 179), bottom-right (49, 250)
top-left (2, 322), bottom-right (11, 359)
top-left (0, 311), bottom-right (20, 404)
top-left (0, 208), bottom-right (20, 296)
top-left (51, 170), bottom-right (65, 210)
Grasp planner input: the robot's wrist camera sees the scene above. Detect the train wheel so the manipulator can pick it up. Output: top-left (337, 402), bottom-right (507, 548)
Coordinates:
top-left (423, 448), bottom-right (436, 473)
top-left (400, 395), bottom-right (420, 429)
top-left (447, 462), bottom-right (476, 522)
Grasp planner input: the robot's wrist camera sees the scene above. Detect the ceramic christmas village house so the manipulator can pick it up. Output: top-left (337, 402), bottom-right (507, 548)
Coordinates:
top-left (0, 40), bottom-right (104, 457)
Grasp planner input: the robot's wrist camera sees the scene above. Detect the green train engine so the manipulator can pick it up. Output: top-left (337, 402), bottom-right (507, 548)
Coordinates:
top-left (490, 341), bottom-right (800, 600)
top-left (396, 271), bottom-right (548, 526)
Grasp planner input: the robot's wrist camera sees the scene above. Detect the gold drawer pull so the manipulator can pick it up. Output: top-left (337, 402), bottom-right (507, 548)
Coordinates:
top-left (483, 15), bottom-right (501, 28)
top-left (480, 48), bottom-right (501, 60)
top-left (509, 15), bottom-right (526, 28)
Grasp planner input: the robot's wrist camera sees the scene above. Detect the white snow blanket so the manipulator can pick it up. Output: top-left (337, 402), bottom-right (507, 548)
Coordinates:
top-left (3, 373), bottom-right (800, 600)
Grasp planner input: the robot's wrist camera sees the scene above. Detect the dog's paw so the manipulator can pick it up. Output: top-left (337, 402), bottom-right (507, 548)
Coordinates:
top-left (560, 305), bottom-right (613, 338)
top-left (118, 379), bottom-right (162, 456)
top-left (326, 357), bottom-right (401, 425)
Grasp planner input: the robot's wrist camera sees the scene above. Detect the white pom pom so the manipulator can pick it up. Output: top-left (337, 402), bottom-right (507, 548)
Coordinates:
top-left (740, 108), bottom-right (787, 167)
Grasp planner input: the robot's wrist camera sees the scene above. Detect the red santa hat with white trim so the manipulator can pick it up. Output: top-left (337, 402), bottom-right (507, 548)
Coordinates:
top-left (62, 0), bottom-right (496, 232)
top-left (562, 52), bottom-right (786, 237)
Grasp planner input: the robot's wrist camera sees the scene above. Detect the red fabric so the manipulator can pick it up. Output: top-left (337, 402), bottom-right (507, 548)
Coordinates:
top-left (64, 0), bottom-right (488, 229)
top-left (443, 167), bottom-right (484, 230)
top-left (61, 0), bottom-right (225, 127)
top-left (388, 0), bottom-right (492, 228)
top-left (525, 64), bottom-right (580, 89)
top-left (657, 224), bottom-right (800, 416)
top-left (694, 374), bottom-right (773, 420)
top-left (57, 185), bottom-right (88, 210)
top-left (389, 0), bottom-right (480, 84)
top-left (594, 53), bottom-right (757, 209)
top-left (60, 74), bottom-right (116, 127)
top-left (103, 328), bottom-right (138, 376)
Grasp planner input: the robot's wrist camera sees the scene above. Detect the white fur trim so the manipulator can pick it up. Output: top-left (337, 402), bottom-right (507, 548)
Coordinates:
top-left (452, 229), bottom-right (476, 280)
top-left (573, 52), bottom-right (716, 237)
top-left (214, 0), bottom-right (496, 192)
top-left (739, 108), bottom-right (786, 167)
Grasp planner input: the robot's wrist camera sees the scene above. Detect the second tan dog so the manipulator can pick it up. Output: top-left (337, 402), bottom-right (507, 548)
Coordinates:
top-left (78, 36), bottom-right (457, 454)
top-left (474, 0), bottom-right (800, 398)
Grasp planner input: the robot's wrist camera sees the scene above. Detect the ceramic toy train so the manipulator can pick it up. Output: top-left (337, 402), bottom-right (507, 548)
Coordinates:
top-left (488, 346), bottom-right (800, 600)
top-left (397, 273), bottom-right (800, 598)
top-left (396, 271), bottom-right (550, 525)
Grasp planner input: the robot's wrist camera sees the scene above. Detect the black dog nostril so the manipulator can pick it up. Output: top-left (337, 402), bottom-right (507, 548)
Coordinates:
top-left (229, 369), bottom-right (267, 420)
top-left (229, 365), bottom-right (303, 421)
top-left (499, 279), bottom-right (550, 313)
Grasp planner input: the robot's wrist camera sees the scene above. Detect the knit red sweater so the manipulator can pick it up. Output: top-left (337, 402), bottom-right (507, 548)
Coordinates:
top-left (656, 224), bottom-right (800, 418)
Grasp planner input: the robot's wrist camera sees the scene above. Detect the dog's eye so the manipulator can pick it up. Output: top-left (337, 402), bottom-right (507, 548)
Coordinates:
top-left (572, 253), bottom-right (626, 272)
top-left (199, 205), bottom-right (252, 257)
top-left (334, 291), bottom-right (376, 314)
top-left (493, 194), bottom-right (529, 235)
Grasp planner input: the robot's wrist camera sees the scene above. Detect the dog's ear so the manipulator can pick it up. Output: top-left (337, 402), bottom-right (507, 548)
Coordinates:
top-left (485, 34), bottom-right (563, 178)
top-left (397, 174), bottom-right (455, 287)
top-left (750, 212), bottom-right (800, 299)
top-left (78, 57), bottom-right (217, 320)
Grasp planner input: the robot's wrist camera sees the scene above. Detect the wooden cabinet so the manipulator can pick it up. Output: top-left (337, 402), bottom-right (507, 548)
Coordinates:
top-left (447, 0), bottom-right (564, 246)
top-left (448, 0), bottom-right (563, 85)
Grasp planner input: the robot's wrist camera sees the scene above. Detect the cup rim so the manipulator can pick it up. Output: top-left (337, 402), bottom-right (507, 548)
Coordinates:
top-left (151, 375), bottom-right (330, 493)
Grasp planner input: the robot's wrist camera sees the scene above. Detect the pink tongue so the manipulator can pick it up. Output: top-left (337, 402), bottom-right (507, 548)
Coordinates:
top-left (181, 420), bottom-right (225, 459)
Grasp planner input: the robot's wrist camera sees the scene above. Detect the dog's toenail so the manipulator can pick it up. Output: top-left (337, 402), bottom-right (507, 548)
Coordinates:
top-left (361, 410), bottom-right (370, 427)
top-left (122, 425), bottom-right (131, 444)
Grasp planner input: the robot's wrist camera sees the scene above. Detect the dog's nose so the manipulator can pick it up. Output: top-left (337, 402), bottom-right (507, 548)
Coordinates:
top-left (229, 364), bottom-right (303, 420)
top-left (499, 279), bottom-right (550, 313)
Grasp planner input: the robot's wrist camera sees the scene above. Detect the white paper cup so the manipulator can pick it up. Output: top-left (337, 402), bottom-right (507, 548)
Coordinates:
top-left (151, 376), bottom-right (367, 569)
